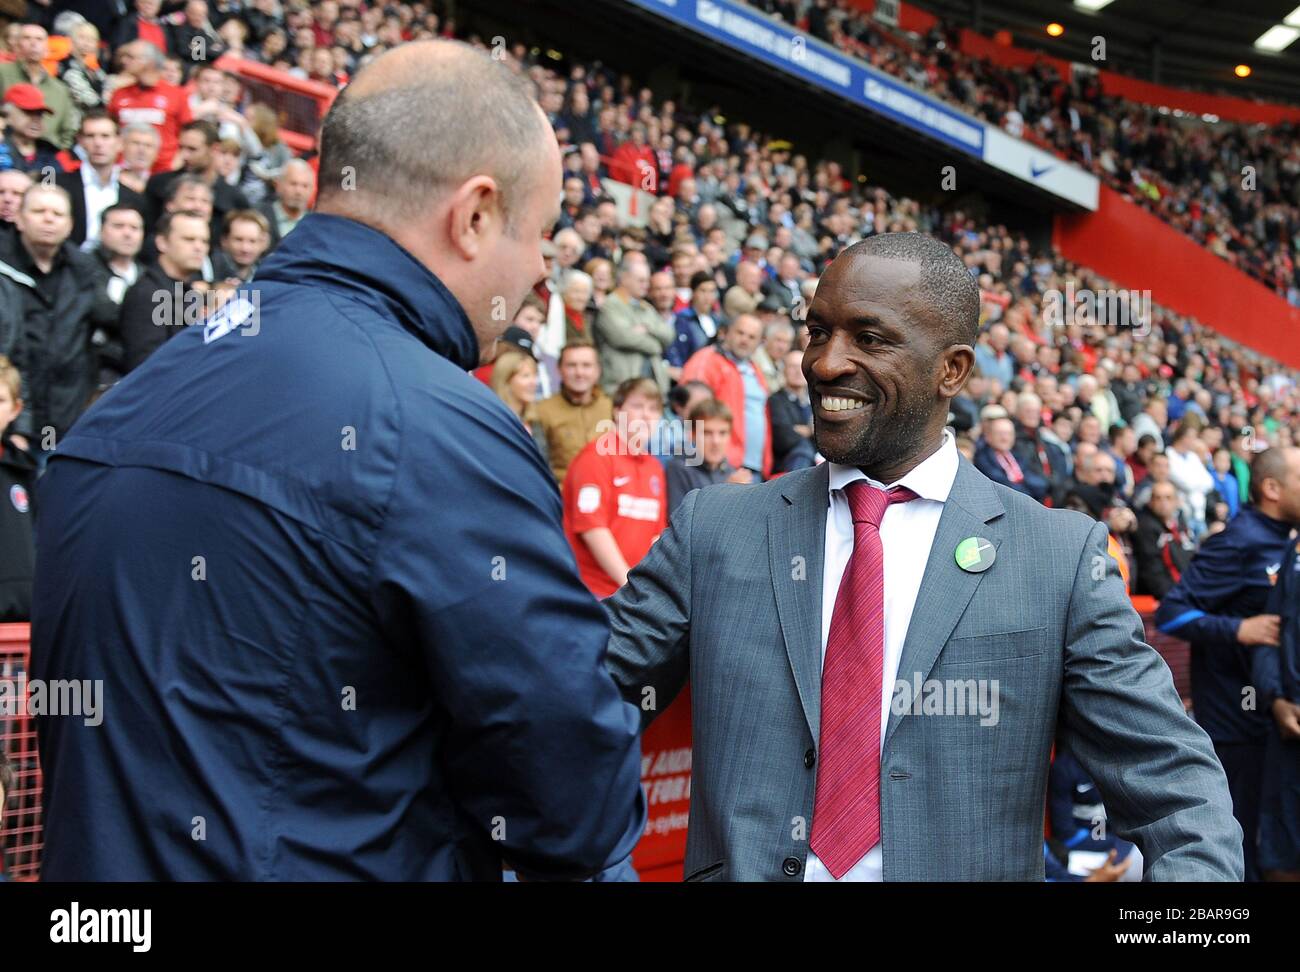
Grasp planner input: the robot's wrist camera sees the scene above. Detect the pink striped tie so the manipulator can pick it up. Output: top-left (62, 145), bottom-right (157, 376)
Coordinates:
top-left (810, 482), bottom-right (919, 879)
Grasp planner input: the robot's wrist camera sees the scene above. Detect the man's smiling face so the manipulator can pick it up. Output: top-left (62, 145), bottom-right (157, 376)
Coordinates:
top-left (803, 252), bottom-right (952, 477)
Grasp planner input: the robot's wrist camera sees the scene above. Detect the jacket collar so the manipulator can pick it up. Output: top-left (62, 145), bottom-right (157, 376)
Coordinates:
top-left (0, 235), bottom-right (73, 286)
top-left (560, 385), bottom-right (606, 407)
top-left (254, 213), bottom-right (479, 371)
top-left (827, 427), bottom-right (960, 507)
top-left (1242, 504), bottom-right (1294, 538)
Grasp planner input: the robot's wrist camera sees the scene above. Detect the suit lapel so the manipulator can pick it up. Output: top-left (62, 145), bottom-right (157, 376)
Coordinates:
top-left (769, 462), bottom-right (829, 742)
top-left (883, 459), bottom-right (1005, 751)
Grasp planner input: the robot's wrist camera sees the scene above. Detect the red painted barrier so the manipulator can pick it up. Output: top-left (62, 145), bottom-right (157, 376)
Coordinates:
top-left (631, 687), bottom-right (692, 881)
top-left (1096, 71), bottom-right (1300, 126)
top-left (1054, 184), bottom-right (1300, 370)
top-left (214, 55), bottom-right (338, 154)
top-left (958, 28), bottom-right (1073, 79)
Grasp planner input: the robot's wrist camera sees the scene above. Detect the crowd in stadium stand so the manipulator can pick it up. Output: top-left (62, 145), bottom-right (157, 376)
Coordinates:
top-left (0, 0), bottom-right (1293, 607)
top-left (0, 0), bottom-right (1299, 882)
top-left (746, 0), bottom-right (1300, 305)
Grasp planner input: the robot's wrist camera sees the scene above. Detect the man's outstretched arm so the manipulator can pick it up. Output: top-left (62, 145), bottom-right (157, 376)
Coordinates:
top-left (370, 401), bottom-right (646, 882)
top-left (603, 489), bottom-right (697, 731)
top-left (1060, 520), bottom-right (1244, 881)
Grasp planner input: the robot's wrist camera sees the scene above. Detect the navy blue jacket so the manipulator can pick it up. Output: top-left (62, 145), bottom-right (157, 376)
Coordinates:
top-left (31, 213), bottom-right (646, 880)
top-left (1048, 751), bottom-right (1135, 860)
top-left (666, 307), bottom-right (714, 368)
top-left (972, 440), bottom-right (1050, 502)
top-left (1255, 536), bottom-right (1300, 711)
top-left (1155, 506), bottom-right (1294, 744)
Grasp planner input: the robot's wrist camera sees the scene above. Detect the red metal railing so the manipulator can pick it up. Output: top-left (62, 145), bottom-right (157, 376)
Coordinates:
top-left (0, 623), bottom-right (42, 881)
top-left (215, 55), bottom-right (339, 154)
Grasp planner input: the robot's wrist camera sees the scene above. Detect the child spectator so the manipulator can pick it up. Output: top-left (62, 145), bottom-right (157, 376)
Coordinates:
top-left (1209, 446), bottom-right (1241, 520)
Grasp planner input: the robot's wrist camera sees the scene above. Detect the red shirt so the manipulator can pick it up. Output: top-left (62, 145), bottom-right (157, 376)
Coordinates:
top-left (138, 19), bottom-right (168, 53)
top-left (609, 142), bottom-right (656, 189)
top-left (109, 81), bottom-right (193, 173)
top-left (563, 432), bottom-right (666, 598)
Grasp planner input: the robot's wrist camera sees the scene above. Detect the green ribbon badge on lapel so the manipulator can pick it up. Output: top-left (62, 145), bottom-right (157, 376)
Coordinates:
top-left (955, 536), bottom-right (996, 573)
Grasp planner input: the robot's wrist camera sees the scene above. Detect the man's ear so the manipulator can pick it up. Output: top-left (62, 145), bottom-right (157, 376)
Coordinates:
top-left (939, 344), bottom-right (975, 400)
top-left (445, 175), bottom-right (501, 262)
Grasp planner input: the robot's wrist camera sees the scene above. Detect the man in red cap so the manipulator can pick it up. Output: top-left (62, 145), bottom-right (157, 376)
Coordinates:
top-left (0, 22), bottom-right (78, 149)
top-left (0, 84), bottom-right (62, 175)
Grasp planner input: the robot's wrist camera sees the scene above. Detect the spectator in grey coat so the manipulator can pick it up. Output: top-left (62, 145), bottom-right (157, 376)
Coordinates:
top-left (593, 258), bottom-right (674, 397)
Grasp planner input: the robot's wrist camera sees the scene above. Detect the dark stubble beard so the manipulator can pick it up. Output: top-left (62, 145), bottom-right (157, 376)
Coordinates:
top-left (814, 382), bottom-right (935, 478)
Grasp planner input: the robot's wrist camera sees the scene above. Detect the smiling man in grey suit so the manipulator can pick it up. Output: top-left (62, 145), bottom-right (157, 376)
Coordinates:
top-left (604, 233), bottom-right (1242, 882)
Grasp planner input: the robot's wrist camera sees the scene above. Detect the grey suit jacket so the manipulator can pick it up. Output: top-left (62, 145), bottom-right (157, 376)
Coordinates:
top-left (605, 457), bottom-right (1243, 881)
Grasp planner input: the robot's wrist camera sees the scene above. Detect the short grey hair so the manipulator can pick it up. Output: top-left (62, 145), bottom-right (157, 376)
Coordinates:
top-left (1017, 391), bottom-right (1042, 411)
top-left (124, 39), bottom-right (166, 70)
top-left (317, 41), bottom-right (551, 233)
top-left (617, 258), bottom-right (647, 283)
top-left (844, 233), bottom-right (980, 347)
top-left (553, 227), bottom-right (582, 251)
top-left (122, 122), bottom-right (161, 143)
top-left (764, 317), bottom-right (795, 340)
top-left (279, 157), bottom-right (314, 182)
top-left (563, 270), bottom-right (593, 297)
top-left (53, 12), bottom-right (88, 36)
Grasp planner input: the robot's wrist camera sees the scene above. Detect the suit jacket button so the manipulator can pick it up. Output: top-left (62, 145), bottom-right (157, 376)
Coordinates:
top-left (782, 857), bottom-right (801, 876)
top-left (803, 749), bottom-right (816, 768)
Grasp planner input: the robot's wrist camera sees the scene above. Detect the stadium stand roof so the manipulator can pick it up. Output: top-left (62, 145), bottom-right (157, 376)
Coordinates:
top-left (918, 0), bottom-right (1300, 103)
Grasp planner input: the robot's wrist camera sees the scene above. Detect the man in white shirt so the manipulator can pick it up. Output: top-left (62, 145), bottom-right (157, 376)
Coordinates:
top-left (93, 203), bottom-right (145, 300)
top-left (89, 202), bottom-right (146, 387)
top-left (604, 232), bottom-right (1242, 881)
top-left (1166, 422), bottom-right (1216, 536)
top-left (55, 110), bottom-right (147, 248)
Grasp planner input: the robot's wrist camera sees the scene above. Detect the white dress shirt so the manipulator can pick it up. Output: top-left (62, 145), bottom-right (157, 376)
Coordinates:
top-left (79, 163), bottom-right (122, 249)
top-left (1166, 445), bottom-right (1215, 529)
top-left (104, 259), bottom-right (140, 304)
top-left (804, 428), bottom-right (959, 882)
